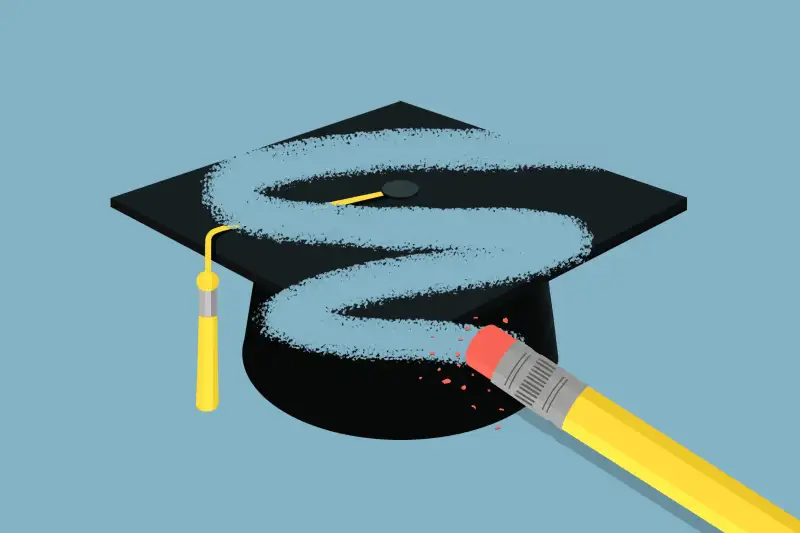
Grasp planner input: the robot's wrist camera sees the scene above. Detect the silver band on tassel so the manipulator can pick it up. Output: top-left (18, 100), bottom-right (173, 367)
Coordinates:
top-left (198, 289), bottom-right (218, 317)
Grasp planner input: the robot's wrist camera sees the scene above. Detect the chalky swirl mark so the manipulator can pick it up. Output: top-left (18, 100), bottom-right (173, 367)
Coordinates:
top-left (202, 128), bottom-right (594, 362)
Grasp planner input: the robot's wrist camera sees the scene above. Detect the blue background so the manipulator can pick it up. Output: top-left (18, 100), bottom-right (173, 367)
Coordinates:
top-left (2, 1), bottom-right (798, 531)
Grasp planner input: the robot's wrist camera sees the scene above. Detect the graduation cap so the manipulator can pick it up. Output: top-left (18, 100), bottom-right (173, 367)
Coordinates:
top-left (110, 101), bottom-right (686, 440)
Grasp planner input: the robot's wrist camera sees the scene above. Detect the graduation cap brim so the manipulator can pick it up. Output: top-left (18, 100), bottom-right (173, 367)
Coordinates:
top-left (111, 101), bottom-right (686, 440)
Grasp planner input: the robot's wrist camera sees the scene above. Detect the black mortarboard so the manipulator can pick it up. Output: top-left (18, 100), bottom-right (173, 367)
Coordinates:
top-left (110, 101), bottom-right (686, 440)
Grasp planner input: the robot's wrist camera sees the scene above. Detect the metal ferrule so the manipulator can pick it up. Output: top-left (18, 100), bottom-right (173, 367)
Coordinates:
top-left (198, 288), bottom-right (218, 317)
top-left (491, 340), bottom-right (586, 429)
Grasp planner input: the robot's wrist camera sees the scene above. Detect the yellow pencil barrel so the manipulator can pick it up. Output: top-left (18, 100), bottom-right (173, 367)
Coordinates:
top-left (482, 336), bottom-right (800, 533)
top-left (562, 388), bottom-right (800, 533)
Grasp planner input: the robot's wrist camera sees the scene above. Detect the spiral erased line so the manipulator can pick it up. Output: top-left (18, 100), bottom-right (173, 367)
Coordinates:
top-left (201, 128), bottom-right (595, 363)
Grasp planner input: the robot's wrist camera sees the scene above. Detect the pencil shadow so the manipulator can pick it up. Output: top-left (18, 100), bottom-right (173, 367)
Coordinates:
top-left (517, 410), bottom-right (720, 532)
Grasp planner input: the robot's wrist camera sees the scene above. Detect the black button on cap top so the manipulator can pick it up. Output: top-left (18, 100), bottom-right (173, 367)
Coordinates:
top-left (382, 179), bottom-right (419, 199)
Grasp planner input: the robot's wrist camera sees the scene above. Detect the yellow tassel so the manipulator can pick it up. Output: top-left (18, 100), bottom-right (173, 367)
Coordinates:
top-left (195, 225), bottom-right (236, 412)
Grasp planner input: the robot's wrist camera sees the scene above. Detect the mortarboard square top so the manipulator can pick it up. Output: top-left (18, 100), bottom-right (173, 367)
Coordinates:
top-left (111, 101), bottom-right (686, 440)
